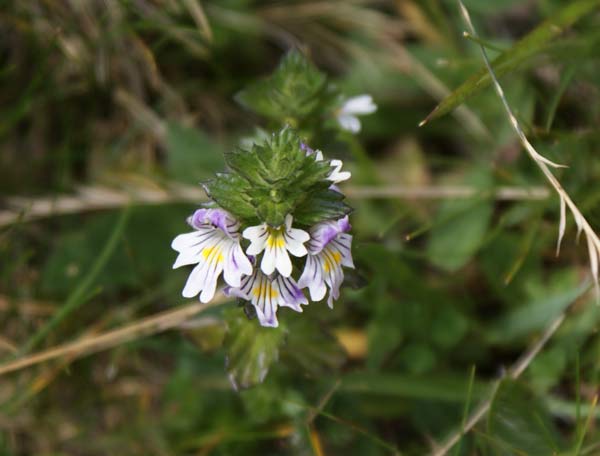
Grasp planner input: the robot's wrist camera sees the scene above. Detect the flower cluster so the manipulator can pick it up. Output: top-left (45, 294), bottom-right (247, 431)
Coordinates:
top-left (171, 131), bottom-right (358, 327)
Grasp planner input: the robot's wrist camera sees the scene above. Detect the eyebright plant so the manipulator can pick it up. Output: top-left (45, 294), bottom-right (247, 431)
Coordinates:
top-left (171, 51), bottom-right (374, 331)
top-left (171, 129), bottom-right (355, 327)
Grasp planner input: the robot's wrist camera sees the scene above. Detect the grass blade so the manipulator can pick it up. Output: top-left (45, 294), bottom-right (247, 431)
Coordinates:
top-left (453, 365), bottom-right (477, 456)
top-left (18, 206), bottom-right (131, 354)
top-left (421, 0), bottom-right (600, 125)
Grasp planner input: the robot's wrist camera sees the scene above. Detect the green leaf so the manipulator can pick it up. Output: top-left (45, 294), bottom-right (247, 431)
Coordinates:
top-left (340, 372), bottom-right (488, 403)
top-left (486, 276), bottom-right (589, 343)
top-left (202, 173), bottom-right (257, 221)
top-left (165, 122), bottom-right (225, 183)
top-left (294, 188), bottom-right (352, 226)
top-left (399, 343), bottom-right (437, 375)
top-left (422, 0), bottom-right (600, 124)
top-left (430, 305), bottom-right (469, 349)
top-left (426, 171), bottom-right (493, 272)
top-left (281, 318), bottom-right (346, 375)
top-left (482, 380), bottom-right (562, 455)
top-left (367, 294), bottom-right (404, 370)
top-left (223, 310), bottom-right (285, 389)
top-left (528, 346), bottom-right (567, 392)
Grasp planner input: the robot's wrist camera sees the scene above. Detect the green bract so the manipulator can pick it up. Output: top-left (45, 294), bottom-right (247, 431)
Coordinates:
top-left (203, 127), bottom-right (351, 227)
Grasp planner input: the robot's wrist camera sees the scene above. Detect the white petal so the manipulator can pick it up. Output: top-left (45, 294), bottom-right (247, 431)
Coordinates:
top-left (256, 307), bottom-right (278, 327)
top-left (199, 261), bottom-right (223, 303)
top-left (252, 273), bottom-right (278, 327)
top-left (242, 224), bottom-right (266, 240)
top-left (172, 230), bottom-right (226, 270)
top-left (246, 240), bottom-right (266, 256)
top-left (237, 271), bottom-right (257, 298)
top-left (171, 229), bottom-right (212, 253)
top-left (284, 220), bottom-right (310, 258)
top-left (334, 234), bottom-right (354, 268)
top-left (325, 267), bottom-right (343, 309)
top-left (285, 239), bottom-right (308, 258)
top-left (234, 243), bottom-right (254, 276)
top-left (264, 286), bottom-right (279, 327)
top-left (260, 244), bottom-right (277, 275)
top-left (244, 224), bottom-right (268, 255)
top-left (310, 280), bottom-right (327, 302)
top-left (180, 237), bottom-right (227, 302)
top-left (275, 245), bottom-right (292, 277)
top-left (285, 226), bottom-right (309, 257)
top-left (223, 242), bottom-right (253, 288)
top-left (172, 250), bottom-right (203, 269)
top-left (328, 159), bottom-right (351, 183)
top-left (342, 95), bottom-right (377, 115)
top-left (321, 247), bottom-right (345, 303)
top-left (298, 255), bottom-right (326, 302)
top-left (225, 285), bottom-right (249, 300)
top-left (181, 262), bottom-right (206, 298)
top-left (286, 226), bottom-right (310, 243)
top-left (338, 114), bottom-right (361, 133)
top-left (275, 275), bottom-right (307, 311)
top-left (327, 292), bottom-right (335, 309)
top-left (200, 244), bottom-right (226, 303)
top-left (243, 224), bottom-right (267, 246)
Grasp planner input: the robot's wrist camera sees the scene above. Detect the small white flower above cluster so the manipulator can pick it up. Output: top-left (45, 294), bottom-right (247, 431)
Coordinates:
top-left (336, 94), bottom-right (377, 133)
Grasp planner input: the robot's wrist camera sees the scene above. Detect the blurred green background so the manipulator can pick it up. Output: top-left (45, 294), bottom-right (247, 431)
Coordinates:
top-left (1, 0), bottom-right (600, 454)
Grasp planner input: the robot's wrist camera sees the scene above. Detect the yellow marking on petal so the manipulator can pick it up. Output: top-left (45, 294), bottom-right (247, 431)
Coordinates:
top-left (323, 248), bottom-right (341, 273)
top-left (252, 287), bottom-right (261, 298)
top-left (252, 279), bottom-right (265, 299)
top-left (332, 251), bottom-right (342, 264)
top-left (202, 245), bottom-right (223, 263)
top-left (266, 230), bottom-right (286, 249)
top-left (251, 281), bottom-right (279, 299)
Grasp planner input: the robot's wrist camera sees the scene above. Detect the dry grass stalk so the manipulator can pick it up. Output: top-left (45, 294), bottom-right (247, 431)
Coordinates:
top-left (0, 184), bottom-right (549, 228)
top-left (0, 296), bottom-right (226, 377)
top-left (458, 1), bottom-right (600, 299)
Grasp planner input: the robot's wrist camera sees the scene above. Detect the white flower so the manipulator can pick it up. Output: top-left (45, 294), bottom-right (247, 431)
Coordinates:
top-left (242, 214), bottom-right (309, 277)
top-left (298, 216), bottom-right (354, 308)
top-left (302, 143), bottom-right (351, 184)
top-left (171, 208), bottom-right (252, 303)
top-left (336, 94), bottom-right (377, 133)
top-left (226, 270), bottom-right (307, 327)
top-left (328, 159), bottom-right (351, 184)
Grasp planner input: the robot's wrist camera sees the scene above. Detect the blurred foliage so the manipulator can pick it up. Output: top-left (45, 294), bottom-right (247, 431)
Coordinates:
top-left (1, 0), bottom-right (600, 455)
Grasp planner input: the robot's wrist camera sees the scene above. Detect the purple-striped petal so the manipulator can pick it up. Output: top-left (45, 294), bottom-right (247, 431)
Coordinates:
top-left (188, 208), bottom-right (240, 237)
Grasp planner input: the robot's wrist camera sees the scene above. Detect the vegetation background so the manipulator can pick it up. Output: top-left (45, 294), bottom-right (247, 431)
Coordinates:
top-left (1, 0), bottom-right (600, 454)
